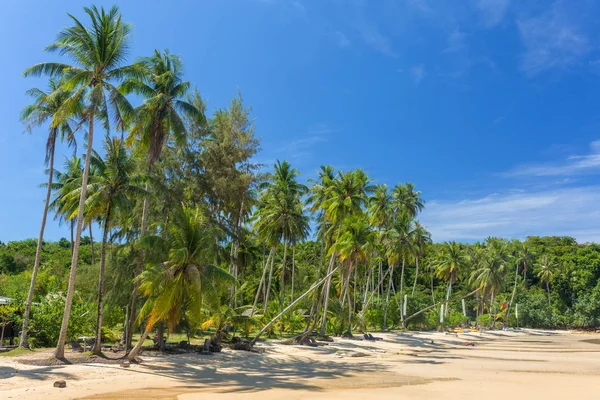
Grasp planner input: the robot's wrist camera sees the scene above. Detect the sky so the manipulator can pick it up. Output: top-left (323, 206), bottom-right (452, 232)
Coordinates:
top-left (2, 0), bottom-right (600, 243)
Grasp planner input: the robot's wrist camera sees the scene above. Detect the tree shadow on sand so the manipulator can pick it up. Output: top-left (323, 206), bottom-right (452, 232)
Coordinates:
top-left (0, 365), bottom-right (76, 381)
top-left (77, 352), bottom-right (389, 393)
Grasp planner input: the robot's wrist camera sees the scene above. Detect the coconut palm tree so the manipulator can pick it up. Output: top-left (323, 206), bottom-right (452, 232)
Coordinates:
top-left (318, 169), bottom-right (372, 335)
top-left (470, 245), bottom-right (506, 325)
top-left (128, 205), bottom-right (235, 360)
top-left (121, 49), bottom-right (199, 347)
top-left (24, 5), bottom-right (136, 358)
top-left (506, 242), bottom-right (532, 326)
top-left (253, 161), bottom-right (307, 332)
top-left (392, 183), bottom-right (424, 220)
top-left (536, 255), bottom-right (557, 306)
top-left (79, 136), bottom-right (144, 354)
top-left (18, 80), bottom-right (77, 348)
top-left (435, 241), bottom-right (466, 317)
top-left (334, 216), bottom-right (372, 335)
top-left (411, 221), bottom-right (431, 296)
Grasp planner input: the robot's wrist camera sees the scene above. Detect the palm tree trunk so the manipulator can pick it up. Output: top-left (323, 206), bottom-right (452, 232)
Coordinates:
top-left (252, 247), bottom-right (273, 315)
top-left (445, 280), bottom-right (452, 317)
top-left (303, 240), bottom-right (324, 334)
top-left (506, 263), bottom-right (519, 328)
top-left (127, 321), bottom-right (154, 361)
top-left (127, 182), bottom-right (150, 349)
top-left (279, 239), bottom-right (288, 335)
top-left (54, 112), bottom-right (95, 359)
top-left (92, 203), bottom-right (112, 355)
top-left (290, 245), bottom-right (296, 315)
top-left (412, 255), bottom-right (420, 296)
top-left (264, 246), bottom-right (276, 314)
top-left (546, 280), bottom-right (551, 306)
top-left (400, 256), bottom-right (405, 326)
top-left (251, 264), bottom-right (341, 347)
top-left (19, 133), bottom-right (56, 348)
top-left (360, 266), bottom-right (391, 324)
top-left (319, 251), bottom-right (337, 336)
top-left (383, 265), bottom-right (394, 331)
top-left (430, 270), bottom-right (436, 305)
top-left (405, 288), bottom-right (480, 325)
top-left (70, 219), bottom-right (74, 256)
top-left (89, 224), bottom-right (95, 265)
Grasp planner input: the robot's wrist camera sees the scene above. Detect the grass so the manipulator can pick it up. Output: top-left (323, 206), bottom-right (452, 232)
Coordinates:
top-left (0, 347), bottom-right (36, 357)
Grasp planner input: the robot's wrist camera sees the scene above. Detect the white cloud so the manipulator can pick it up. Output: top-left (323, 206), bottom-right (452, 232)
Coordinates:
top-left (422, 186), bottom-right (600, 243)
top-left (335, 31), bottom-right (351, 48)
top-left (410, 64), bottom-right (426, 85)
top-left (505, 140), bottom-right (600, 177)
top-left (476, 0), bottom-right (509, 27)
top-left (518, 1), bottom-right (590, 75)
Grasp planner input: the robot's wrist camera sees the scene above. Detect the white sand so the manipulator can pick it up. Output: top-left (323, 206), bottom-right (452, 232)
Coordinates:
top-left (1, 329), bottom-right (599, 400)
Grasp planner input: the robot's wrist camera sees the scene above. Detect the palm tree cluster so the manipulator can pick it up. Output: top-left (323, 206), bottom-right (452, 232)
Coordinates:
top-left (17, 5), bottom-right (566, 358)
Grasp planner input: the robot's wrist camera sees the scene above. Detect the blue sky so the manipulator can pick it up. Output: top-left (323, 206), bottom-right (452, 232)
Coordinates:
top-left (2, 0), bottom-right (600, 243)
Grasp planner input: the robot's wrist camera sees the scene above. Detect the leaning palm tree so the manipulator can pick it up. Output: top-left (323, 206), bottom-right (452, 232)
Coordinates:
top-left (121, 49), bottom-right (199, 347)
top-left (79, 136), bottom-right (144, 354)
top-left (18, 80), bottom-right (76, 348)
top-left (24, 5), bottom-right (136, 358)
top-left (536, 255), bottom-right (557, 306)
top-left (128, 205), bottom-right (235, 360)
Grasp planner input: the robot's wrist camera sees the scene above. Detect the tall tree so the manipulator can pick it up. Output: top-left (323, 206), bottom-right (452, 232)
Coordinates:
top-left (435, 241), bottom-right (466, 317)
top-left (128, 206), bottom-right (234, 360)
top-left (411, 221), bottom-right (432, 296)
top-left (24, 5), bottom-right (136, 358)
top-left (121, 49), bottom-right (199, 348)
top-left (81, 136), bottom-right (143, 354)
top-left (18, 80), bottom-right (76, 348)
top-left (536, 255), bottom-right (557, 306)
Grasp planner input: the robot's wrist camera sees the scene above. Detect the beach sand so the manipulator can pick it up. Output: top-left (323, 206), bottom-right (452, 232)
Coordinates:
top-left (1, 329), bottom-right (599, 400)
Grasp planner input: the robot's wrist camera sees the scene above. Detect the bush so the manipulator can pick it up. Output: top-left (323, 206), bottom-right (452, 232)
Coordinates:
top-left (28, 293), bottom-right (95, 347)
top-left (448, 311), bottom-right (468, 327)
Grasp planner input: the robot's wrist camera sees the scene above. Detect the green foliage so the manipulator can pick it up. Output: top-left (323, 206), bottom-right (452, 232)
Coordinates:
top-left (27, 294), bottom-right (95, 348)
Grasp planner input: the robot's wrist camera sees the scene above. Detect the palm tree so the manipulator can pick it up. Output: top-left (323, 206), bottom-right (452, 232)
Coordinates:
top-left (24, 5), bottom-right (135, 358)
top-left (506, 242), bottom-right (531, 326)
top-left (470, 245), bottom-right (506, 325)
top-left (253, 161), bottom-right (307, 332)
top-left (334, 216), bottom-right (371, 335)
top-left (128, 205), bottom-right (235, 360)
top-left (318, 169), bottom-right (372, 335)
top-left (81, 136), bottom-right (143, 354)
top-left (392, 183), bottom-right (424, 220)
top-left (536, 255), bottom-right (557, 306)
top-left (18, 80), bottom-right (76, 348)
top-left (435, 241), bottom-right (466, 317)
top-left (121, 49), bottom-right (199, 347)
top-left (411, 221), bottom-right (431, 296)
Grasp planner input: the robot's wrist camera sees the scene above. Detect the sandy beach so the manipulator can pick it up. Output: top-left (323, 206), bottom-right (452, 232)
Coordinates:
top-left (1, 329), bottom-right (599, 400)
